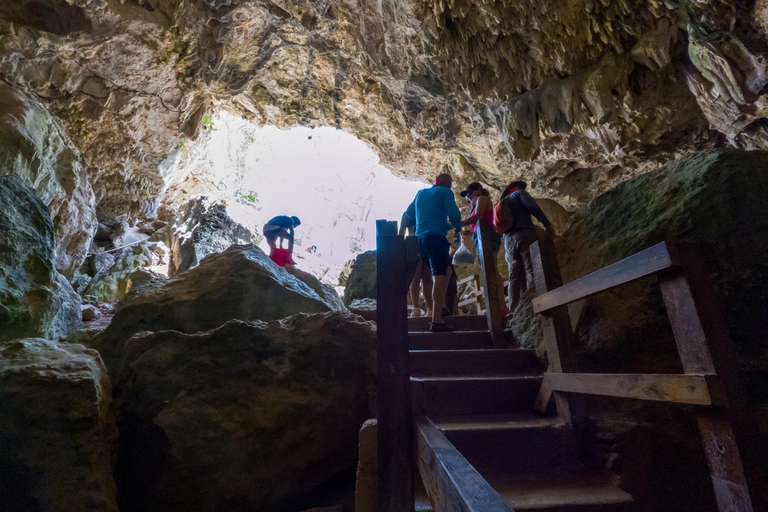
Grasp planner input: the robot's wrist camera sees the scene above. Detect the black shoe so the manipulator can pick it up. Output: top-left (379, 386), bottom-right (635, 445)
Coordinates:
top-left (430, 322), bottom-right (457, 333)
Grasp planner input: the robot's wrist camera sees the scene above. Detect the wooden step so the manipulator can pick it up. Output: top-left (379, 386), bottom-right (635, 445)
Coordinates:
top-left (430, 413), bottom-right (587, 474)
top-left (410, 349), bottom-right (542, 378)
top-left (408, 315), bottom-right (488, 332)
top-left (412, 376), bottom-right (542, 415)
top-left (409, 331), bottom-right (493, 350)
top-left (486, 471), bottom-right (635, 511)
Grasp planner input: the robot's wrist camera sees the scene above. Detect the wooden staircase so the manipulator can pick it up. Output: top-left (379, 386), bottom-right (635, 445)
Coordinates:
top-left (375, 219), bottom-right (763, 512)
top-left (408, 315), bottom-right (635, 512)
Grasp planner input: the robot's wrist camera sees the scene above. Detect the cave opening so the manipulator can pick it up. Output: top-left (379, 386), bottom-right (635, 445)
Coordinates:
top-left (159, 111), bottom-right (427, 286)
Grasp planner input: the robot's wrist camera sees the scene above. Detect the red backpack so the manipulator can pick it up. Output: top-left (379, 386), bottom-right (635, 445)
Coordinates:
top-left (492, 191), bottom-right (519, 235)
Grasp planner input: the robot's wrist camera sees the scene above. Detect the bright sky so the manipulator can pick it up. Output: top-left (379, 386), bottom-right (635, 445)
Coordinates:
top-left (162, 112), bottom-right (428, 284)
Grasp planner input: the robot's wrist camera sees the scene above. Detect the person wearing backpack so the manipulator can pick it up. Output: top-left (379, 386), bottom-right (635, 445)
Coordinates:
top-left (497, 181), bottom-right (555, 313)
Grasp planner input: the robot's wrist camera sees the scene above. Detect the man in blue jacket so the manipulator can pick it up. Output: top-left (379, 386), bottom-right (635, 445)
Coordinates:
top-left (499, 180), bottom-right (555, 313)
top-left (404, 173), bottom-right (462, 332)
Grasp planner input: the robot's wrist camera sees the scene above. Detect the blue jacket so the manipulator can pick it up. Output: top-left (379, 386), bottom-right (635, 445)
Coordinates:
top-left (404, 186), bottom-right (462, 239)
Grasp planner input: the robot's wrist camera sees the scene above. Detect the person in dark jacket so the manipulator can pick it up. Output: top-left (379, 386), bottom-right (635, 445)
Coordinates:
top-left (499, 181), bottom-right (555, 313)
top-left (263, 215), bottom-right (301, 266)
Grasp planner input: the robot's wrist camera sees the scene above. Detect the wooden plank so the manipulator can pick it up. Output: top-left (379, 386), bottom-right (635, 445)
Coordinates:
top-left (457, 276), bottom-right (475, 286)
top-left (569, 298), bottom-right (590, 333)
top-left (415, 416), bottom-right (515, 512)
top-left (476, 220), bottom-right (504, 346)
top-left (659, 243), bottom-right (764, 512)
top-left (376, 221), bottom-right (414, 512)
top-left (530, 240), bottom-right (575, 424)
top-left (541, 373), bottom-right (719, 405)
top-left (533, 241), bottom-right (679, 314)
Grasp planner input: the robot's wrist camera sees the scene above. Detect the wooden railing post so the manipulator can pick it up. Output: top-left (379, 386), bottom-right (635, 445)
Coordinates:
top-left (659, 243), bottom-right (764, 512)
top-left (375, 219), bottom-right (414, 512)
top-left (476, 219), bottom-right (504, 346)
top-left (530, 239), bottom-right (575, 424)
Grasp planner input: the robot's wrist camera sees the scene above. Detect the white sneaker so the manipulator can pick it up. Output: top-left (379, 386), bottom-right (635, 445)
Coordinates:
top-left (410, 307), bottom-right (423, 318)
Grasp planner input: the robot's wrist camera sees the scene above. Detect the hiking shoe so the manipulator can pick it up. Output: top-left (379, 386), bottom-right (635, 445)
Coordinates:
top-left (430, 322), bottom-right (456, 333)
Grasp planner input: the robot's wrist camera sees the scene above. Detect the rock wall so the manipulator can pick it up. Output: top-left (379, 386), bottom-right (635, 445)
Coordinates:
top-left (0, 84), bottom-right (96, 278)
top-left (170, 197), bottom-right (257, 275)
top-left (0, 338), bottom-right (117, 512)
top-left (0, 175), bottom-right (81, 341)
top-left (1, 0), bottom-right (766, 224)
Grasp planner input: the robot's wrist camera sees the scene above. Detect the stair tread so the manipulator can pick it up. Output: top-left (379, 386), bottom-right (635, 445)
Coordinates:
top-left (409, 348), bottom-right (536, 355)
top-left (412, 375), bottom-right (543, 382)
top-left (408, 315), bottom-right (488, 332)
top-left (487, 471), bottom-right (633, 510)
top-left (430, 413), bottom-right (564, 431)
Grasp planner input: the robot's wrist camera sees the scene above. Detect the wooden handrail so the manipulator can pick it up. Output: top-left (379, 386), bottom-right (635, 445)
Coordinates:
top-left (415, 417), bottom-right (514, 512)
top-left (533, 241), bottom-right (680, 314)
top-left (534, 373), bottom-right (725, 412)
top-left (475, 220), bottom-right (504, 345)
top-left (375, 219), bottom-right (414, 512)
top-left (529, 239), bottom-right (762, 512)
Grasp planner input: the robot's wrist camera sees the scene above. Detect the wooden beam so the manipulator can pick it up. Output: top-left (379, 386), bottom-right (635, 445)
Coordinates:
top-left (540, 373), bottom-right (721, 406)
top-left (476, 220), bottom-right (504, 346)
top-left (533, 241), bottom-right (679, 314)
top-left (569, 298), bottom-right (590, 333)
top-left (660, 243), bottom-right (764, 512)
top-left (530, 239), bottom-right (575, 424)
top-left (376, 222), bottom-right (414, 512)
top-left (415, 417), bottom-right (514, 512)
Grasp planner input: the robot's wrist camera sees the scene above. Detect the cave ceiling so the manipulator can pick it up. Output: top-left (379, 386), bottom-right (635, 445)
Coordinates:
top-left (0, 0), bottom-right (766, 220)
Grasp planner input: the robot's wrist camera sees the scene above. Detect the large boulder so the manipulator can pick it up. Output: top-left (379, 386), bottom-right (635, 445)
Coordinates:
top-left (113, 312), bottom-right (375, 512)
top-left (343, 251), bottom-right (377, 306)
top-left (0, 175), bottom-right (81, 340)
top-left (90, 244), bottom-right (344, 370)
top-left (0, 84), bottom-right (96, 278)
top-left (0, 338), bottom-right (117, 512)
top-left (170, 197), bottom-right (257, 275)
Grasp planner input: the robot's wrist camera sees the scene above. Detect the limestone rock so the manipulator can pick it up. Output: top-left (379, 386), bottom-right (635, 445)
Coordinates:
top-left (286, 265), bottom-right (346, 311)
top-left (170, 197), bottom-right (257, 275)
top-left (0, 338), bottom-right (117, 512)
top-left (349, 298), bottom-right (377, 322)
top-left (343, 251), bottom-right (377, 306)
top-left (91, 244), bottom-right (342, 370)
top-left (113, 312), bottom-right (375, 512)
top-left (82, 244), bottom-right (162, 303)
top-left (82, 304), bottom-right (100, 322)
top-left (0, 84), bottom-right (96, 278)
top-left (0, 175), bottom-right (81, 341)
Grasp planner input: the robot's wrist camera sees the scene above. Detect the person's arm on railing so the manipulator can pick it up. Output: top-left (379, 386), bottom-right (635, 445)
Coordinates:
top-left (520, 190), bottom-right (555, 239)
top-left (399, 212), bottom-right (411, 237)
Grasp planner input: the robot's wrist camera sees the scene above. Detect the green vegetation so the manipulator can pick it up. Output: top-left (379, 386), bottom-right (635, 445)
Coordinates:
top-left (177, 138), bottom-right (189, 154)
top-left (202, 115), bottom-right (215, 129)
